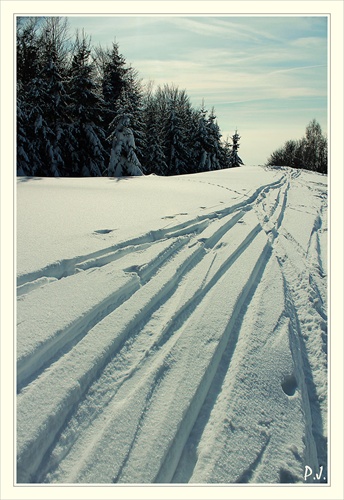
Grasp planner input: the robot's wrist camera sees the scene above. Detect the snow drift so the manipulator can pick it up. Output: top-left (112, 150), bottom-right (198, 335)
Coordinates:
top-left (16, 166), bottom-right (328, 484)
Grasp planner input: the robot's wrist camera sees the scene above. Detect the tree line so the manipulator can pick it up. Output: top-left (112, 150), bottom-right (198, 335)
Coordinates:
top-left (266, 119), bottom-right (327, 174)
top-left (17, 17), bottom-right (244, 177)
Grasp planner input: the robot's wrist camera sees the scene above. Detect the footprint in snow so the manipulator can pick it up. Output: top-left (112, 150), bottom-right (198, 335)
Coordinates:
top-left (93, 229), bottom-right (115, 235)
top-left (281, 374), bottom-right (298, 396)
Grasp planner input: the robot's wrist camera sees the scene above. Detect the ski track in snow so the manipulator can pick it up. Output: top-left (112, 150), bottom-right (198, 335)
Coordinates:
top-left (16, 167), bottom-right (328, 484)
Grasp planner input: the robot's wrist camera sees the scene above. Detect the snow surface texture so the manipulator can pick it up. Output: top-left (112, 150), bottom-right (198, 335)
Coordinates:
top-left (16, 166), bottom-right (328, 484)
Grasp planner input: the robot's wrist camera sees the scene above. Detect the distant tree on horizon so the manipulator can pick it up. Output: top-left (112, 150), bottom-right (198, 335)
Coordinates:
top-left (229, 130), bottom-right (244, 167)
top-left (266, 119), bottom-right (327, 174)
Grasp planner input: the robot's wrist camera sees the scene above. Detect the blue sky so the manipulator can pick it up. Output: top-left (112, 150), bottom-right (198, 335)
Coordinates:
top-left (66, 16), bottom-right (328, 165)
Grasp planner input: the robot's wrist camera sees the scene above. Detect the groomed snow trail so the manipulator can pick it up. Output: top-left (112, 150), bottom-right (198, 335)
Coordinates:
top-left (16, 167), bottom-right (327, 484)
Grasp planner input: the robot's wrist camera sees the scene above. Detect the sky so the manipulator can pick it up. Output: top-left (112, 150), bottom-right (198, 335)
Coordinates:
top-left (66, 16), bottom-right (327, 166)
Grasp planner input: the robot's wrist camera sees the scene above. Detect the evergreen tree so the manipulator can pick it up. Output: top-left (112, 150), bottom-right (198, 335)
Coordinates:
top-left (17, 17), bottom-right (42, 88)
top-left (164, 107), bottom-right (188, 175)
top-left (229, 130), bottom-right (244, 167)
top-left (118, 66), bottom-right (146, 164)
top-left (17, 17), bottom-right (73, 176)
top-left (108, 114), bottom-right (143, 177)
top-left (96, 41), bottom-right (128, 147)
top-left (221, 136), bottom-right (233, 169)
top-left (191, 103), bottom-right (211, 172)
top-left (96, 44), bottom-right (146, 168)
top-left (17, 96), bottom-right (42, 176)
top-left (67, 30), bottom-right (106, 176)
top-left (206, 107), bottom-right (223, 170)
top-left (20, 72), bottom-right (57, 176)
top-left (189, 106), bottom-right (204, 172)
top-left (38, 17), bottom-right (72, 176)
top-left (101, 42), bottom-right (128, 105)
top-left (142, 93), bottom-right (168, 175)
top-left (16, 17), bottom-right (44, 175)
top-left (160, 85), bottom-right (191, 175)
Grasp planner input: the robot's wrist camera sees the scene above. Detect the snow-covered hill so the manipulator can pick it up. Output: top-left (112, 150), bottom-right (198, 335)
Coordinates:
top-left (16, 166), bottom-right (328, 484)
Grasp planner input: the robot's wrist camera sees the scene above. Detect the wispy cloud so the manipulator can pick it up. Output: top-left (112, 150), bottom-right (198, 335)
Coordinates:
top-left (268, 64), bottom-right (327, 75)
top-left (166, 17), bottom-right (282, 44)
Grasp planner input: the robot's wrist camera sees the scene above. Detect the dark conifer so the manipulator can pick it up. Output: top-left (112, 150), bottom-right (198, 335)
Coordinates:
top-left (229, 130), bottom-right (244, 167)
top-left (67, 30), bottom-right (106, 176)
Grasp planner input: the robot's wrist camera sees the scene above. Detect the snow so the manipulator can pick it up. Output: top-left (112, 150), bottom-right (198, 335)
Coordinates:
top-left (16, 166), bottom-right (328, 486)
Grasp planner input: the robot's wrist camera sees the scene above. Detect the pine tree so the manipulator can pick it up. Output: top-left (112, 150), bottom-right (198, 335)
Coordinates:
top-left (108, 66), bottom-right (146, 167)
top-left (221, 136), bottom-right (233, 169)
top-left (17, 97), bottom-right (41, 176)
top-left (39, 17), bottom-right (72, 176)
top-left (160, 85), bottom-right (191, 175)
top-left (123, 66), bottom-right (146, 163)
top-left (101, 42), bottom-right (128, 105)
top-left (17, 17), bottom-right (74, 176)
top-left (108, 114), bottom-right (143, 177)
top-left (16, 17), bottom-right (44, 175)
top-left (20, 72), bottom-right (57, 176)
top-left (164, 107), bottom-right (189, 175)
top-left (16, 17), bottom-right (42, 88)
top-left (97, 42), bottom-right (128, 144)
top-left (68, 30), bottom-right (106, 176)
top-left (191, 103), bottom-right (211, 172)
top-left (206, 107), bottom-right (223, 170)
top-left (142, 93), bottom-right (167, 175)
top-left (229, 130), bottom-right (244, 167)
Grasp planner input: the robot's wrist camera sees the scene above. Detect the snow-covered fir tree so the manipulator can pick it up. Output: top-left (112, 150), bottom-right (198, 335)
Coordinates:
top-left (108, 114), bottom-right (143, 177)
top-left (16, 18), bottom-right (49, 176)
top-left (229, 130), bottom-right (244, 167)
top-left (101, 42), bottom-right (128, 106)
top-left (164, 108), bottom-right (188, 175)
top-left (97, 42), bottom-right (128, 145)
top-left (17, 94), bottom-right (43, 176)
top-left (19, 75), bottom-right (58, 176)
top-left (38, 18), bottom-right (72, 176)
top-left (116, 67), bottom-right (146, 166)
top-left (191, 103), bottom-right (211, 172)
top-left (206, 107), bottom-right (223, 171)
top-left (142, 93), bottom-right (168, 175)
top-left (16, 17), bottom-right (42, 87)
top-left (68, 30), bottom-right (106, 176)
top-left (162, 85), bottom-right (191, 175)
top-left (221, 136), bottom-right (233, 169)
